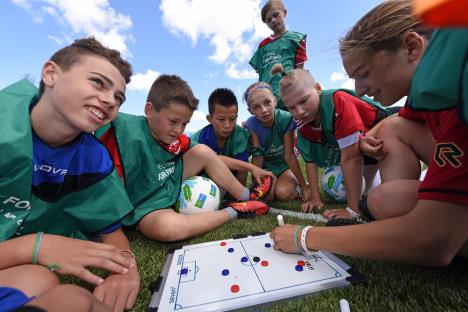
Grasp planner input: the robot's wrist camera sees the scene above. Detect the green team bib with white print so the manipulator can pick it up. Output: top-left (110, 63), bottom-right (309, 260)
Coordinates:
top-left (261, 109), bottom-right (293, 176)
top-left (250, 31), bottom-right (306, 110)
top-left (109, 113), bottom-right (185, 225)
top-left (0, 80), bottom-right (132, 241)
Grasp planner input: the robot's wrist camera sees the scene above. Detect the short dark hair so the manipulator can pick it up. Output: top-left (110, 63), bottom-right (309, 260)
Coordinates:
top-left (39, 37), bottom-right (132, 95)
top-left (208, 88), bottom-right (238, 115)
top-left (147, 74), bottom-right (199, 112)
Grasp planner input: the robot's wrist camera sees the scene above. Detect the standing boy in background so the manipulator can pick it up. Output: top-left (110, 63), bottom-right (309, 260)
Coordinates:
top-left (191, 88), bottom-right (274, 189)
top-left (0, 38), bottom-right (140, 312)
top-left (249, 0), bottom-right (307, 111)
top-left (98, 75), bottom-right (270, 243)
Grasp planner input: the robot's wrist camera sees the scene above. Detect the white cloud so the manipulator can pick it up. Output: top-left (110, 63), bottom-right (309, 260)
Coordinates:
top-left (191, 110), bottom-right (206, 122)
top-left (13, 0), bottom-right (133, 56)
top-left (160, 0), bottom-right (270, 79)
top-left (330, 71), bottom-right (345, 82)
top-left (128, 70), bottom-right (161, 92)
top-left (341, 78), bottom-right (355, 89)
top-left (47, 35), bottom-right (63, 45)
top-left (225, 64), bottom-right (257, 79)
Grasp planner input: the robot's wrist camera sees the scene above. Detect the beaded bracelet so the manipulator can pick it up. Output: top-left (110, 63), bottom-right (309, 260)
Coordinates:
top-left (32, 232), bottom-right (44, 264)
top-left (300, 226), bottom-right (314, 255)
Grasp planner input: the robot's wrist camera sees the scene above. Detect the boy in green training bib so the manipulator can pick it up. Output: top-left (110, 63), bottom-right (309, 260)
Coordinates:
top-left (0, 38), bottom-right (139, 312)
top-left (249, 0), bottom-right (307, 111)
top-left (191, 88), bottom-right (274, 190)
top-left (98, 75), bottom-right (271, 242)
top-left (271, 63), bottom-right (392, 224)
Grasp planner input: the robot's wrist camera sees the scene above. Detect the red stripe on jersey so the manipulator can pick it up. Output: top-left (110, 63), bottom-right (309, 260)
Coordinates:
top-left (99, 128), bottom-right (124, 178)
top-left (295, 39), bottom-right (307, 65)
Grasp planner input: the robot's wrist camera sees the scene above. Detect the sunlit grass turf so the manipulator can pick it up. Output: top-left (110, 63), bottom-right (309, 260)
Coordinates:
top-left (66, 161), bottom-right (468, 311)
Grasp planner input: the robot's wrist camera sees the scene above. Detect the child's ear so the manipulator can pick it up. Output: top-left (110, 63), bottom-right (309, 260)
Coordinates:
top-left (283, 9), bottom-right (288, 18)
top-left (144, 102), bottom-right (154, 118)
top-left (41, 61), bottom-right (60, 88)
top-left (206, 114), bottom-right (212, 123)
top-left (314, 82), bottom-right (322, 94)
top-left (403, 31), bottom-right (425, 63)
top-left (247, 106), bottom-right (253, 115)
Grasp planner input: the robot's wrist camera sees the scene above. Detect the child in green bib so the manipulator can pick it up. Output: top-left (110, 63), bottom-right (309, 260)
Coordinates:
top-left (249, 0), bottom-right (307, 111)
top-left (271, 63), bottom-right (391, 223)
top-left (191, 88), bottom-right (274, 189)
top-left (0, 38), bottom-right (139, 311)
top-left (244, 81), bottom-right (310, 205)
top-left (98, 75), bottom-right (271, 243)
top-left (270, 0), bottom-right (468, 267)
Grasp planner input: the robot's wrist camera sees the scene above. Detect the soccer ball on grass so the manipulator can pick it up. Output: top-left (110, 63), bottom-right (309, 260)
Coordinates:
top-left (175, 176), bottom-right (221, 214)
top-left (321, 166), bottom-right (365, 202)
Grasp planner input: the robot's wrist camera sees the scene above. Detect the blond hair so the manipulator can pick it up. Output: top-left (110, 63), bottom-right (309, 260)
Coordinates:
top-left (270, 63), bottom-right (316, 97)
top-left (261, 0), bottom-right (286, 22)
top-left (339, 0), bottom-right (432, 58)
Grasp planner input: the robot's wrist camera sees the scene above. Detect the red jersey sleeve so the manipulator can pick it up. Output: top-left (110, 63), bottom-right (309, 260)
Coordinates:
top-left (398, 105), bottom-right (426, 121)
top-left (333, 91), bottom-right (366, 139)
top-left (295, 38), bottom-right (307, 65)
top-left (98, 127), bottom-right (124, 178)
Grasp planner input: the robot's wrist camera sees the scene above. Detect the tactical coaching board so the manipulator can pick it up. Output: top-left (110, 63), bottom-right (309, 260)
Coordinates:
top-left (149, 233), bottom-right (364, 311)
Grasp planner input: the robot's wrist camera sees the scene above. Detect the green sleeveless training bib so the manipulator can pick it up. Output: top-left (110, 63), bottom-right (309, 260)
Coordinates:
top-left (108, 113), bottom-right (186, 225)
top-left (0, 80), bottom-right (132, 241)
top-left (409, 29), bottom-right (468, 123)
top-left (298, 89), bottom-right (389, 167)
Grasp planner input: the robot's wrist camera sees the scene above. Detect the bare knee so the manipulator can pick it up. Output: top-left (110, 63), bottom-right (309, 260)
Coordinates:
top-left (139, 212), bottom-right (189, 242)
top-left (275, 186), bottom-right (296, 202)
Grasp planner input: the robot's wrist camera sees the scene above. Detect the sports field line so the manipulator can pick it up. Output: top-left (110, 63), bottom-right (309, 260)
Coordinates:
top-left (269, 207), bottom-right (328, 223)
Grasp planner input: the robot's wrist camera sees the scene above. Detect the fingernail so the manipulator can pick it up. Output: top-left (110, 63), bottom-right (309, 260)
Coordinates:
top-left (122, 268), bottom-right (128, 274)
top-left (97, 278), bottom-right (104, 284)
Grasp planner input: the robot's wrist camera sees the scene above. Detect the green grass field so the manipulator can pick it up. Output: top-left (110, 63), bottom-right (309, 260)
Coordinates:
top-left (67, 166), bottom-right (468, 311)
top-left (122, 199), bottom-right (467, 312)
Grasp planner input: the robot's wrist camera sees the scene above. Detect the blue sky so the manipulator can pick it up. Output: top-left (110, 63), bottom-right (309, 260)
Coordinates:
top-left (0, 0), bottom-right (384, 132)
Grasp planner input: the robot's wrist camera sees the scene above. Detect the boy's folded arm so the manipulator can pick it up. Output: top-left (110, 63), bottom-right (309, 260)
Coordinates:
top-left (0, 235), bottom-right (36, 269)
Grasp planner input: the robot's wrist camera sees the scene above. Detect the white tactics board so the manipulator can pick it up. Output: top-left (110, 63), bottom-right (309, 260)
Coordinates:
top-left (149, 233), bottom-right (364, 311)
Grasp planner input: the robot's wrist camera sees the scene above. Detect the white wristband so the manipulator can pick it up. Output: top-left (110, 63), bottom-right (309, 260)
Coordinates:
top-left (345, 207), bottom-right (361, 219)
top-left (300, 226), bottom-right (313, 255)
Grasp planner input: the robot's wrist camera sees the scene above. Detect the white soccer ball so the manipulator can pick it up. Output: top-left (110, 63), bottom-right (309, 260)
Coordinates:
top-left (175, 176), bottom-right (221, 214)
top-left (321, 166), bottom-right (365, 202)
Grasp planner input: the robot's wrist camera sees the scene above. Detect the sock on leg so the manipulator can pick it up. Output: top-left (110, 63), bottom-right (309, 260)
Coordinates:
top-left (224, 207), bottom-right (238, 220)
top-left (239, 187), bottom-right (250, 201)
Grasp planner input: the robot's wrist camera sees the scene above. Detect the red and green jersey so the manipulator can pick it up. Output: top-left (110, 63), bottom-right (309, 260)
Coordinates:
top-left (250, 31), bottom-right (307, 110)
